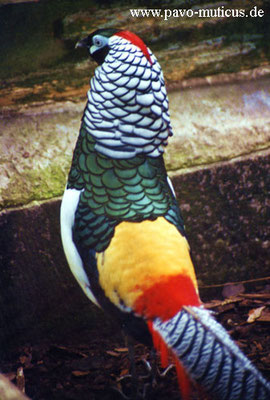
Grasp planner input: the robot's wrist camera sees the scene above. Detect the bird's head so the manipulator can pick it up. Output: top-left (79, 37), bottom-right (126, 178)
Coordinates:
top-left (76, 28), bottom-right (152, 65)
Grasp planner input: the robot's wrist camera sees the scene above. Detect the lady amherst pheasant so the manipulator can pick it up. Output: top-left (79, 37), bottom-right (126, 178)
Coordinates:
top-left (60, 28), bottom-right (270, 399)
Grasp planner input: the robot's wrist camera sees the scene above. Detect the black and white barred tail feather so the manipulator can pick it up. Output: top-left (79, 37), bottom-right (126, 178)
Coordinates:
top-left (153, 306), bottom-right (270, 400)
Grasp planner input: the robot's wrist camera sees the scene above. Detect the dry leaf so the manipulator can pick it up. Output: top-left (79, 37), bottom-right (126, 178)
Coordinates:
top-left (71, 370), bottom-right (90, 377)
top-left (120, 368), bottom-right (129, 377)
top-left (257, 312), bottom-right (270, 322)
top-left (254, 341), bottom-right (263, 351)
top-left (114, 347), bottom-right (128, 353)
top-left (247, 306), bottom-right (265, 323)
top-left (106, 350), bottom-right (120, 357)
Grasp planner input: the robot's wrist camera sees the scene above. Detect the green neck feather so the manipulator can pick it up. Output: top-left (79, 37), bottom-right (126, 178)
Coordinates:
top-left (68, 125), bottom-right (172, 220)
top-left (67, 125), bottom-right (184, 252)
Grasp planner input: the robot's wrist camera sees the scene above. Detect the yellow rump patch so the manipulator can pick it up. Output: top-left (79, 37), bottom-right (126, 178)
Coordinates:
top-left (96, 217), bottom-right (198, 309)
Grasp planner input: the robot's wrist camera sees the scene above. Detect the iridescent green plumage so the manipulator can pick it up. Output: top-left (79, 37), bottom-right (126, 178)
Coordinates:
top-left (67, 124), bottom-right (184, 252)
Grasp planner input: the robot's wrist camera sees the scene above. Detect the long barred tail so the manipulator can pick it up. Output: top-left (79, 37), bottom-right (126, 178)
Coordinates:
top-left (153, 306), bottom-right (270, 400)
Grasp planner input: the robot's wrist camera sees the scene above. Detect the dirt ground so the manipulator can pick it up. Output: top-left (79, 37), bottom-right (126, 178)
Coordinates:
top-left (1, 282), bottom-right (270, 400)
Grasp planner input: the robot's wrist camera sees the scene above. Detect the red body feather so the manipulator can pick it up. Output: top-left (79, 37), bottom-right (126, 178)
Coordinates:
top-left (134, 274), bottom-right (201, 321)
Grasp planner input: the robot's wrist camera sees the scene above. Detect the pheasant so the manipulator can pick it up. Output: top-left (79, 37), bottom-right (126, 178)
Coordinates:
top-left (60, 28), bottom-right (270, 399)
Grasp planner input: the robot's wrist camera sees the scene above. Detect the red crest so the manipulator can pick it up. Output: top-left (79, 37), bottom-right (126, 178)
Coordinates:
top-left (116, 30), bottom-right (152, 64)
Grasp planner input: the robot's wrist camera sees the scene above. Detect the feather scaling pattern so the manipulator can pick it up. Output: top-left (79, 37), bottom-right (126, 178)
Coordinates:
top-left (83, 33), bottom-right (172, 159)
top-left (60, 29), bottom-right (270, 399)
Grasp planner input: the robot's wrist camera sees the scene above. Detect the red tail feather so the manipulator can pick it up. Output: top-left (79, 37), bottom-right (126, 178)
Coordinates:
top-left (174, 355), bottom-right (191, 400)
top-left (148, 321), bottom-right (191, 400)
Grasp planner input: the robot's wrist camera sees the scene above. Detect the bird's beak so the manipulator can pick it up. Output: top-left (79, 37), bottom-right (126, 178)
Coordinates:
top-left (75, 37), bottom-right (89, 49)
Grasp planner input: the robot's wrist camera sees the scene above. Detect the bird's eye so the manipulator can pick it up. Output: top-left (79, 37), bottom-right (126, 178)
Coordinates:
top-left (90, 34), bottom-right (109, 57)
top-left (93, 36), bottom-right (104, 47)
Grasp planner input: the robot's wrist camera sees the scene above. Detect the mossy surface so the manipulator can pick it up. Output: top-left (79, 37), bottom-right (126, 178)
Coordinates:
top-left (0, 103), bottom-right (81, 210)
top-left (1, 164), bottom-right (68, 209)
